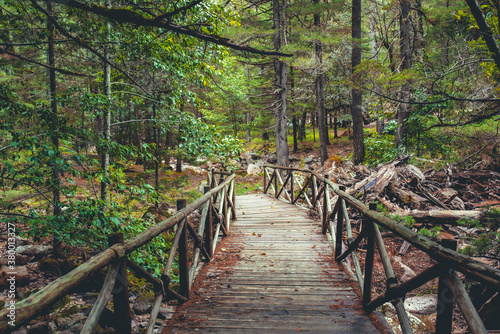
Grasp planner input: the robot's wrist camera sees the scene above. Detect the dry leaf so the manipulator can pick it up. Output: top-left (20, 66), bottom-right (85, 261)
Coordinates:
top-left (260, 252), bottom-right (266, 255)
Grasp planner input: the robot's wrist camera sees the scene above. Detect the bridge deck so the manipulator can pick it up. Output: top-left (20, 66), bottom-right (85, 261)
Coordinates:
top-left (165, 194), bottom-right (384, 333)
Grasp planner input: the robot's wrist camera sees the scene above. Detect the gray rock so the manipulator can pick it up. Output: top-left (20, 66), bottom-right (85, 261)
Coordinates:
top-left (404, 295), bottom-right (437, 314)
top-left (16, 245), bottom-right (52, 257)
top-left (133, 302), bottom-right (152, 315)
top-left (246, 164), bottom-right (262, 176)
top-left (304, 155), bottom-right (315, 164)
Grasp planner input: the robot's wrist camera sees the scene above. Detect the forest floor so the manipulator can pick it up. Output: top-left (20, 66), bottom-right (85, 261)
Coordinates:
top-left (1, 126), bottom-right (499, 333)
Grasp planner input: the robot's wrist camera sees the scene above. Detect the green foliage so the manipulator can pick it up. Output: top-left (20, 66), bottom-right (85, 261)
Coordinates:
top-left (418, 226), bottom-right (442, 240)
top-left (458, 208), bottom-right (500, 257)
top-left (363, 123), bottom-right (402, 166)
top-left (458, 217), bottom-right (482, 229)
top-left (236, 181), bottom-right (262, 195)
top-left (390, 214), bottom-right (416, 228)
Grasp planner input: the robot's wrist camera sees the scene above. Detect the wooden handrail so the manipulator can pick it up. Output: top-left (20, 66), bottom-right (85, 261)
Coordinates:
top-left (263, 165), bottom-right (498, 334)
top-left (0, 171), bottom-right (235, 332)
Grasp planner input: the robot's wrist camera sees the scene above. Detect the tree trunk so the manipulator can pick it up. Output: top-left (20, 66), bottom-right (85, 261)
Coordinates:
top-left (334, 110), bottom-right (338, 138)
top-left (351, 0), bottom-right (365, 164)
top-left (415, 0), bottom-right (424, 62)
top-left (165, 130), bottom-right (172, 166)
top-left (101, 0), bottom-right (112, 203)
top-left (153, 101), bottom-right (159, 209)
top-left (299, 109), bottom-right (307, 141)
top-left (395, 0), bottom-right (412, 148)
top-left (245, 66), bottom-right (252, 142)
top-left (47, 1), bottom-right (60, 216)
top-left (273, 0), bottom-right (289, 167)
top-left (314, 1), bottom-right (328, 165)
top-left (465, 0), bottom-right (500, 72)
top-left (290, 66), bottom-right (298, 153)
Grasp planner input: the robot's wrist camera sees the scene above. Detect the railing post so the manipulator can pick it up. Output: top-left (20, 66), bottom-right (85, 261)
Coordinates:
top-left (335, 185), bottom-right (345, 259)
top-left (231, 172), bottom-right (236, 219)
top-left (311, 172), bottom-right (317, 207)
top-left (177, 199), bottom-right (190, 299)
top-left (223, 185), bottom-right (229, 232)
top-left (435, 239), bottom-right (458, 334)
top-left (108, 233), bottom-right (132, 334)
top-left (362, 203), bottom-right (377, 307)
top-left (208, 168), bottom-right (213, 188)
top-left (204, 187), bottom-right (213, 259)
top-left (322, 175), bottom-right (329, 230)
top-left (290, 170), bottom-right (294, 203)
top-left (274, 169), bottom-right (278, 198)
top-left (264, 167), bottom-right (267, 193)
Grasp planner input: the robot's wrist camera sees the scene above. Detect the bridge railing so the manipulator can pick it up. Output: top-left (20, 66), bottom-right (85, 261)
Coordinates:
top-left (264, 164), bottom-right (500, 334)
top-left (0, 169), bottom-right (236, 333)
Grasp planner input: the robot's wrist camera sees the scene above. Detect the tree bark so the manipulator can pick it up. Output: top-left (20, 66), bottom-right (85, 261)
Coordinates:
top-left (101, 0), bottom-right (112, 203)
top-left (290, 66), bottom-right (298, 153)
top-left (351, 0), bottom-right (365, 164)
top-left (299, 109), bottom-right (307, 141)
top-left (47, 1), bottom-right (60, 216)
top-left (314, 0), bottom-right (328, 165)
top-left (395, 0), bottom-right (411, 148)
top-left (246, 64), bottom-right (252, 142)
top-left (273, 0), bottom-right (289, 167)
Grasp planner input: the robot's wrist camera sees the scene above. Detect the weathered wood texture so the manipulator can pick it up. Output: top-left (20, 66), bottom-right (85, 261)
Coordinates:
top-left (165, 194), bottom-right (383, 333)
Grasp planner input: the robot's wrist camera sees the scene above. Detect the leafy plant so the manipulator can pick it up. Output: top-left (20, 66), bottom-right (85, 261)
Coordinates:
top-left (418, 226), bottom-right (442, 240)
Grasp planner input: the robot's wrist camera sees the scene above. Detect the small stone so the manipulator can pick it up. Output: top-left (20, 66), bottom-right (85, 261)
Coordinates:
top-left (404, 295), bottom-right (438, 314)
top-left (16, 245), bottom-right (52, 257)
top-left (246, 164), bottom-right (262, 176)
top-left (133, 302), bottom-right (152, 315)
top-left (304, 155), bottom-right (315, 164)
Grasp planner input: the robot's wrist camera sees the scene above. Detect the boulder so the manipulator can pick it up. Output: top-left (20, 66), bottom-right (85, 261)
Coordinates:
top-left (404, 295), bottom-right (438, 315)
top-left (246, 164), bottom-right (262, 176)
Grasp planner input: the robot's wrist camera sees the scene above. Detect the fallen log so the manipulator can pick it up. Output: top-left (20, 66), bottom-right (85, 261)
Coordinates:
top-left (397, 209), bottom-right (486, 224)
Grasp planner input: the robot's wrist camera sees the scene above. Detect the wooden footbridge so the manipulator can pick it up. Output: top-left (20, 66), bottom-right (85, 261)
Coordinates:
top-left (1, 167), bottom-right (500, 334)
top-left (166, 193), bottom-right (382, 333)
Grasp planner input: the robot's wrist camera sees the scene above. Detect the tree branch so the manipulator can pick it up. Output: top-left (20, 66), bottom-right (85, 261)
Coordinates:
top-left (153, 0), bottom-right (203, 21)
top-left (63, 0), bottom-right (292, 57)
top-left (29, 0), bottom-right (152, 96)
top-left (1, 48), bottom-right (91, 77)
top-left (465, 0), bottom-right (500, 72)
